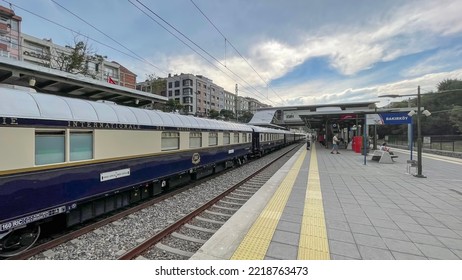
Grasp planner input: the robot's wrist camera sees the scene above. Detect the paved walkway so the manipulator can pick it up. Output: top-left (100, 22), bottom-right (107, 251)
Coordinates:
top-left (191, 143), bottom-right (462, 260)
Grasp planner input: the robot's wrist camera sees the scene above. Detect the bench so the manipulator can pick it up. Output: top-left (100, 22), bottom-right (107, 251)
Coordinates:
top-left (371, 150), bottom-right (398, 164)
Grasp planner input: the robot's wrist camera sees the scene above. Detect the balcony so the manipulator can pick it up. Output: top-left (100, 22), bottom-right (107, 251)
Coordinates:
top-left (0, 23), bottom-right (9, 34)
top-left (183, 88), bottom-right (193, 95)
top-left (183, 97), bottom-right (193, 104)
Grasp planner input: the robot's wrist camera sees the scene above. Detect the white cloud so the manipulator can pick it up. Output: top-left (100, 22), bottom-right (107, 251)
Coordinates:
top-left (119, 0), bottom-right (462, 109)
top-left (276, 68), bottom-right (462, 107)
top-left (401, 46), bottom-right (462, 77)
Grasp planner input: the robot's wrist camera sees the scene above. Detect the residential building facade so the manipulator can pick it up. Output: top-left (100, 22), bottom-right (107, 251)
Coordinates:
top-left (136, 78), bottom-right (167, 97)
top-left (20, 33), bottom-right (137, 89)
top-left (0, 6), bottom-right (21, 60)
top-left (246, 97), bottom-right (271, 113)
top-left (165, 73), bottom-right (229, 116)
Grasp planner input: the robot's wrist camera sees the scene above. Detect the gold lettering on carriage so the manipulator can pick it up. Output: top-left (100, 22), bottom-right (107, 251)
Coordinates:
top-left (68, 121), bottom-right (141, 130)
top-left (1, 117), bottom-right (18, 125)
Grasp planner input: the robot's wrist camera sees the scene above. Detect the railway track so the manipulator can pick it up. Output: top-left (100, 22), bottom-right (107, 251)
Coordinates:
top-left (118, 144), bottom-right (300, 260)
top-left (7, 143), bottom-right (301, 260)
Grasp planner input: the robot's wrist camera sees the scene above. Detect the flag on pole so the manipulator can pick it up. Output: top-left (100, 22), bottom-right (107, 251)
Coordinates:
top-left (107, 76), bottom-right (116, 84)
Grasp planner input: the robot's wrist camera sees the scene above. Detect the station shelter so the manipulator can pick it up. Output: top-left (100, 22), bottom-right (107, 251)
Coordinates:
top-left (248, 102), bottom-right (416, 153)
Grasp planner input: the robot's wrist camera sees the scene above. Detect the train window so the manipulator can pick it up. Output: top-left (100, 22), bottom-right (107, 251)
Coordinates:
top-left (189, 132), bottom-right (202, 148)
top-left (234, 133), bottom-right (239, 144)
top-left (242, 132), bottom-right (247, 143)
top-left (223, 132), bottom-right (230, 145)
top-left (260, 134), bottom-right (263, 142)
top-left (70, 131), bottom-right (93, 161)
top-left (161, 132), bottom-right (180, 151)
top-left (35, 131), bottom-right (65, 165)
top-left (209, 132), bottom-right (218, 146)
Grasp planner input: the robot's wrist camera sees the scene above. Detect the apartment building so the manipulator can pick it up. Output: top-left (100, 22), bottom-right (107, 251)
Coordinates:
top-left (165, 73), bottom-right (228, 116)
top-left (20, 33), bottom-right (136, 89)
top-left (245, 97), bottom-right (271, 113)
top-left (0, 6), bottom-right (21, 60)
top-left (223, 90), bottom-right (236, 112)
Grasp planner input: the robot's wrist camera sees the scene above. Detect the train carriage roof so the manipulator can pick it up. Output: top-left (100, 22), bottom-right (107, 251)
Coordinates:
top-left (0, 86), bottom-right (252, 131)
top-left (248, 125), bottom-right (289, 134)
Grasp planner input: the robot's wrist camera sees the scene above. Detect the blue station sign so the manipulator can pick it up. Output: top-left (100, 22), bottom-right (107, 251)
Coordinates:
top-left (366, 112), bottom-right (412, 125)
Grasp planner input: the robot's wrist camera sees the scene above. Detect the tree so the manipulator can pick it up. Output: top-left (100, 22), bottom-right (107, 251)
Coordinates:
top-left (437, 79), bottom-right (462, 92)
top-left (163, 99), bottom-right (183, 113)
top-left (240, 111), bottom-right (254, 123)
top-left (448, 105), bottom-right (462, 133)
top-left (52, 38), bottom-right (105, 78)
top-left (208, 109), bottom-right (220, 119)
top-left (220, 109), bottom-right (235, 121)
top-left (382, 79), bottom-right (462, 137)
top-left (145, 74), bottom-right (167, 96)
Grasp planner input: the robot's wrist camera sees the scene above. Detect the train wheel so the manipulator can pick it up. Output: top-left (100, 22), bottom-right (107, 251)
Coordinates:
top-left (0, 225), bottom-right (41, 257)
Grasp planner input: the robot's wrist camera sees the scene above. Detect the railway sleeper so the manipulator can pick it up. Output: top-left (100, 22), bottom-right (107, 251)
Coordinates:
top-left (211, 204), bottom-right (238, 213)
top-left (171, 232), bottom-right (207, 244)
top-left (204, 209), bottom-right (233, 218)
top-left (217, 200), bottom-right (244, 208)
top-left (222, 197), bottom-right (247, 204)
top-left (195, 216), bottom-right (225, 225)
top-left (183, 223), bottom-right (217, 234)
top-left (233, 189), bottom-right (255, 196)
top-left (155, 243), bottom-right (194, 258)
top-left (228, 193), bottom-right (252, 199)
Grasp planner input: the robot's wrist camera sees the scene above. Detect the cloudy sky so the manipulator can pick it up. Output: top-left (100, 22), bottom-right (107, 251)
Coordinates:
top-left (8, 0), bottom-right (462, 107)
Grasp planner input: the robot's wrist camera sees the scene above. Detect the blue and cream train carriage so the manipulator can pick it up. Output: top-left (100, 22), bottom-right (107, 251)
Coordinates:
top-left (0, 85), bottom-right (301, 256)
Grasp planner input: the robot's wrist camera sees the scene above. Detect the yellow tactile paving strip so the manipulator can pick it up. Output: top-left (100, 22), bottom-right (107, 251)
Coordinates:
top-left (298, 145), bottom-right (330, 259)
top-left (230, 148), bottom-right (308, 260)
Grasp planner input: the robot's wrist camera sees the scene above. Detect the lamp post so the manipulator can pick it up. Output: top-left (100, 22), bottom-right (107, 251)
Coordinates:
top-left (380, 86), bottom-right (430, 178)
top-left (415, 86), bottom-right (425, 177)
top-left (380, 87), bottom-right (462, 177)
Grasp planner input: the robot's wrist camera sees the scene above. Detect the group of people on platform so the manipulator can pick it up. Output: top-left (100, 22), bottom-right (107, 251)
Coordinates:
top-left (306, 133), bottom-right (393, 155)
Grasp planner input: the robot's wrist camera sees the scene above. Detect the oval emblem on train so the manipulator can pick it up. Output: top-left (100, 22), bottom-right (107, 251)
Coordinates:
top-left (192, 153), bottom-right (201, 165)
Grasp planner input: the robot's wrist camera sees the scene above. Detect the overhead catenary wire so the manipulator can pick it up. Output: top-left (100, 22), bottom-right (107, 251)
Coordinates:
top-left (131, 0), bottom-right (279, 106)
top-left (50, 0), bottom-right (168, 77)
top-left (2, 1), bottom-right (165, 73)
top-left (5, 0), bottom-right (277, 105)
top-left (3, 0), bottom-right (187, 84)
top-left (189, 0), bottom-right (286, 105)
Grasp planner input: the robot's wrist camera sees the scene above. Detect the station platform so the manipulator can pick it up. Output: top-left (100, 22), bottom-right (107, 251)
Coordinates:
top-left (191, 143), bottom-right (462, 260)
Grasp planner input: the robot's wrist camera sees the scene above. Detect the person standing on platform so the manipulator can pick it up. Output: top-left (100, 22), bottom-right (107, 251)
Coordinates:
top-left (331, 133), bottom-right (340, 154)
top-left (306, 134), bottom-right (312, 150)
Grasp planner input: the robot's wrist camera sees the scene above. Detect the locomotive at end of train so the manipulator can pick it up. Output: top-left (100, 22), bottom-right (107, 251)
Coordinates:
top-left (0, 85), bottom-right (304, 256)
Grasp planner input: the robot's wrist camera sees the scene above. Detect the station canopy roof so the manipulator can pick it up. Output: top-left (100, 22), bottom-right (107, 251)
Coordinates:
top-left (249, 102), bottom-right (414, 130)
top-left (0, 57), bottom-right (167, 108)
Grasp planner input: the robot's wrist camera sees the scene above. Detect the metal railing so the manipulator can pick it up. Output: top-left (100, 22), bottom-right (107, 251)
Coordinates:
top-left (387, 135), bottom-right (462, 152)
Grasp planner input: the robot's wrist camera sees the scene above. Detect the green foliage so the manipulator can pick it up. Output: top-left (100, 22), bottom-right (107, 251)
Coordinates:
top-left (145, 74), bottom-right (166, 96)
top-left (437, 79), bottom-right (462, 92)
top-left (384, 79), bottom-right (462, 136)
top-left (449, 106), bottom-right (462, 133)
top-left (239, 111), bottom-right (254, 123)
top-left (163, 99), bottom-right (183, 113)
top-left (220, 109), bottom-right (235, 121)
top-left (54, 39), bottom-right (104, 78)
top-left (209, 109), bottom-right (220, 119)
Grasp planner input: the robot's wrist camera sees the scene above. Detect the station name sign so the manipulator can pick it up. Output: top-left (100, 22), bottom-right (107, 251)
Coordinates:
top-left (366, 112), bottom-right (412, 125)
